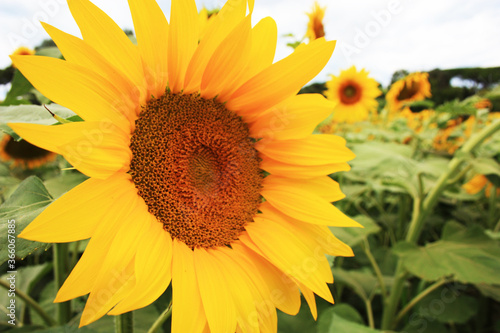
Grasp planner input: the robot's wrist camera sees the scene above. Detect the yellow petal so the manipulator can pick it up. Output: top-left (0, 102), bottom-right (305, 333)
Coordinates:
top-left (68, 0), bottom-right (146, 100)
top-left (232, 241), bottom-right (301, 316)
top-left (245, 217), bottom-right (334, 303)
top-left (213, 248), bottom-right (260, 333)
top-left (264, 175), bottom-right (345, 202)
top-left (226, 38), bottom-right (336, 117)
top-left (79, 191), bottom-right (151, 326)
top-left (258, 202), bottom-right (354, 257)
top-left (249, 94), bottom-right (334, 140)
top-left (18, 173), bottom-right (132, 242)
top-left (298, 282), bottom-right (319, 320)
top-left (10, 55), bottom-right (134, 131)
top-left (243, 17), bottom-right (277, 80)
top-left (260, 155), bottom-right (351, 179)
top-left (54, 183), bottom-right (140, 302)
top-left (168, 0), bottom-right (199, 93)
top-left (194, 247), bottom-right (237, 333)
top-left (172, 240), bottom-right (207, 333)
top-left (128, 0), bottom-right (169, 98)
top-left (41, 22), bottom-right (140, 120)
top-left (261, 179), bottom-right (362, 227)
top-left (9, 122), bottom-right (131, 179)
top-left (184, 0), bottom-right (247, 93)
top-left (201, 16), bottom-right (252, 101)
top-left (109, 218), bottom-right (172, 314)
top-left (256, 134), bottom-right (355, 166)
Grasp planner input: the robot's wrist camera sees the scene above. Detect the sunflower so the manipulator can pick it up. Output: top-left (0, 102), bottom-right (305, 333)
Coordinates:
top-left (11, 46), bottom-right (35, 57)
top-left (11, 0), bottom-right (360, 331)
top-left (463, 174), bottom-right (500, 198)
top-left (0, 134), bottom-right (57, 169)
top-left (386, 72), bottom-right (431, 113)
top-left (306, 1), bottom-right (326, 41)
top-left (325, 66), bottom-right (381, 123)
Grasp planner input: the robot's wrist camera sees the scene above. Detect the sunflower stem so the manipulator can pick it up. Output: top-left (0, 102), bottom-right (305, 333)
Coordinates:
top-left (362, 238), bottom-right (387, 300)
top-left (0, 279), bottom-right (57, 327)
top-left (394, 277), bottom-right (451, 327)
top-left (147, 301), bottom-right (172, 333)
top-left (115, 312), bottom-right (134, 333)
top-left (381, 119), bottom-right (500, 330)
top-left (53, 243), bottom-right (71, 324)
top-left (488, 185), bottom-right (497, 229)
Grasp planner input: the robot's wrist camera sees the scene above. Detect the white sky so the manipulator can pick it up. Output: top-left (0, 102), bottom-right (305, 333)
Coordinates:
top-left (1, 0), bottom-right (499, 91)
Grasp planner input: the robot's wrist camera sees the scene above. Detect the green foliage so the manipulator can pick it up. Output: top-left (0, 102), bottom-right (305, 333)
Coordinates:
top-left (0, 176), bottom-right (53, 265)
top-left (393, 221), bottom-right (500, 284)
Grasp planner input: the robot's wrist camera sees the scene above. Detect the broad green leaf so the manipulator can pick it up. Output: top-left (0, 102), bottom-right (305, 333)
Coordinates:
top-left (0, 104), bottom-right (77, 140)
top-left (0, 264), bottom-right (52, 326)
top-left (475, 283), bottom-right (500, 302)
top-left (44, 172), bottom-right (88, 199)
top-left (318, 304), bottom-right (365, 327)
top-left (402, 320), bottom-right (449, 333)
top-left (316, 309), bottom-right (381, 333)
top-left (470, 157), bottom-right (500, 176)
top-left (333, 268), bottom-right (394, 301)
top-left (0, 176), bottom-right (53, 265)
top-left (393, 221), bottom-right (500, 284)
top-left (329, 215), bottom-right (380, 247)
top-left (415, 286), bottom-right (478, 324)
top-left (1, 70), bottom-right (33, 106)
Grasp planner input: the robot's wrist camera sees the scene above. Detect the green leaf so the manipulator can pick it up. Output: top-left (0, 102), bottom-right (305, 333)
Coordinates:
top-left (329, 215), bottom-right (380, 248)
top-left (476, 283), bottom-right (500, 302)
top-left (0, 104), bottom-right (76, 140)
top-left (393, 221), bottom-right (500, 284)
top-left (316, 307), bottom-right (382, 333)
top-left (0, 176), bottom-right (53, 265)
top-left (44, 172), bottom-right (88, 199)
top-left (333, 268), bottom-right (394, 301)
top-left (470, 157), bottom-right (500, 176)
top-left (415, 286), bottom-right (478, 324)
top-left (1, 70), bottom-right (34, 106)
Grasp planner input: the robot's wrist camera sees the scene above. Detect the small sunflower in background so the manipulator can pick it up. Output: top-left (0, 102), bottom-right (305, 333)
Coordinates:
top-left (463, 174), bottom-right (500, 198)
top-left (386, 72), bottom-right (431, 112)
top-left (306, 1), bottom-right (326, 41)
top-left (198, 6), bottom-right (218, 40)
top-left (325, 66), bottom-right (381, 123)
top-left (10, 47), bottom-right (35, 68)
top-left (0, 134), bottom-right (57, 169)
top-left (11, 0), bottom-right (359, 331)
top-left (474, 98), bottom-right (492, 110)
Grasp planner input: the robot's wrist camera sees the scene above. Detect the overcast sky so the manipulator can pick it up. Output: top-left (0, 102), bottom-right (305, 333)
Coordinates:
top-left (1, 0), bottom-right (499, 92)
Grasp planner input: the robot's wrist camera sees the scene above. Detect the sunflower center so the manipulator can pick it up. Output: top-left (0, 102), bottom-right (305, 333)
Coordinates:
top-left (340, 83), bottom-right (362, 105)
top-left (397, 82), bottom-right (420, 101)
top-left (129, 92), bottom-right (263, 249)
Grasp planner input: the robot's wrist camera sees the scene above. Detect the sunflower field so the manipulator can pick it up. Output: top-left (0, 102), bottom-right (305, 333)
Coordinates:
top-left (1, 0), bottom-right (500, 333)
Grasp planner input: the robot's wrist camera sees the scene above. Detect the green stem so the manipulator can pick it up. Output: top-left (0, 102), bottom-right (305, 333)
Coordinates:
top-left (381, 119), bottom-right (500, 330)
top-left (365, 299), bottom-right (375, 329)
top-left (147, 302), bottom-right (172, 333)
top-left (115, 312), bottom-right (134, 333)
top-left (53, 243), bottom-right (71, 324)
top-left (394, 277), bottom-right (451, 327)
top-left (362, 238), bottom-right (387, 300)
top-left (488, 185), bottom-right (497, 229)
top-left (0, 279), bottom-right (57, 326)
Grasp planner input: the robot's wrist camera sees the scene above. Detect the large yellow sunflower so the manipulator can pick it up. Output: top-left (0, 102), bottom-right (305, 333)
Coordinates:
top-left (386, 72), bottom-right (431, 113)
top-left (325, 66), bottom-right (381, 123)
top-left (11, 0), bottom-right (360, 331)
top-left (306, 1), bottom-right (326, 41)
